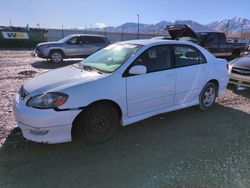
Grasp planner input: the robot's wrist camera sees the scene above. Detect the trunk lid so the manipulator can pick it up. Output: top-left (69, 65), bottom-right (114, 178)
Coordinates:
top-left (164, 24), bottom-right (199, 41)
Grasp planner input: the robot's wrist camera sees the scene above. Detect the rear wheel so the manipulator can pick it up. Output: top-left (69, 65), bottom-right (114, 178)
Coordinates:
top-left (75, 103), bottom-right (119, 144)
top-left (199, 82), bottom-right (217, 110)
top-left (50, 50), bottom-right (63, 63)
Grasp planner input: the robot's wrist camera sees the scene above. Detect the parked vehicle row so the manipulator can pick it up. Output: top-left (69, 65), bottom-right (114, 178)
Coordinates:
top-left (14, 39), bottom-right (229, 144)
top-left (164, 24), bottom-right (247, 60)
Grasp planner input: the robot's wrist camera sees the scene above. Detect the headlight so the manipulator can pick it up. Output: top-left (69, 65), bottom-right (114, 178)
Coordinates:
top-left (27, 92), bottom-right (68, 109)
top-left (37, 45), bottom-right (49, 51)
top-left (40, 45), bottom-right (49, 49)
top-left (229, 58), bottom-right (239, 65)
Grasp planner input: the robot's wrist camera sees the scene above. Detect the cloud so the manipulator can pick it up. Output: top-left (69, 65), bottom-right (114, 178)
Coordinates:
top-left (96, 22), bottom-right (106, 28)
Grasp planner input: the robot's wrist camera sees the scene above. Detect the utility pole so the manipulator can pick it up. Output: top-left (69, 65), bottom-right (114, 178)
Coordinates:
top-left (104, 27), bottom-right (107, 36)
top-left (121, 25), bottom-right (124, 41)
top-left (226, 20), bottom-right (229, 38)
top-left (61, 24), bottom-right (64, 38)
top-left (137, 14), bottom-right (140, 39)
top-left (240, 23), bottom-right (244, 41)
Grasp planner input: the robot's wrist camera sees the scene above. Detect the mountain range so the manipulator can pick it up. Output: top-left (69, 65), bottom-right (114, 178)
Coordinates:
top-left (91, 17), bottom-right (250, 35)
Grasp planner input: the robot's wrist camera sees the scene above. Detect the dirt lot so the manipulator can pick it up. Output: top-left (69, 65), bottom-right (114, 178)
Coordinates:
top-left (0, 50), bottom-right (249, 187)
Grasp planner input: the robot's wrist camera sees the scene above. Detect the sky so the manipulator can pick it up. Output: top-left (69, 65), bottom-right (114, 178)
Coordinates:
top-left (0, 0), bottom-right (249, 29)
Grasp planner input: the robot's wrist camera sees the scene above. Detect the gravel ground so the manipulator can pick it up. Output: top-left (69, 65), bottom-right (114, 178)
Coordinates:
top-left (0, 50), bottom-right (249, 187)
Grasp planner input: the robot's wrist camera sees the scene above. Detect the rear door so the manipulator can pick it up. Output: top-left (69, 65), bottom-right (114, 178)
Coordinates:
top-left (78, 36), bottom-right (95, 56)
top-left (173, 45), bottom-right (208, 105)
top-left (89, 37), bottom-right (109, 52)
top-left (77, 36), bottom-right (106, 56)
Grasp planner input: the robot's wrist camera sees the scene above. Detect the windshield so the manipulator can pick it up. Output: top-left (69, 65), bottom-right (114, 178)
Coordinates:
top-left (196, 33), bottom-right (207, 43)
top-left (178, 36), bottom-right (199, 44)
top-left (80, 43), bottom-right (142, 73)
top-left (58, 35), bottom-right (74, 43)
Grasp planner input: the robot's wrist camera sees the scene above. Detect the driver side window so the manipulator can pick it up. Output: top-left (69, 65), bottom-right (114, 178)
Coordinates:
top-left (68, 37), bottom-right (78, 44)
top-left (134, 45), bottom-right (171, 73)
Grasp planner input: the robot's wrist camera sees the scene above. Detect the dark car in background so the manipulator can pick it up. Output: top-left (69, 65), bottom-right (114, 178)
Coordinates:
top-left (164, 24), bottom-right (247, 60)
top-left (32, 34), bottom-right (111, 63)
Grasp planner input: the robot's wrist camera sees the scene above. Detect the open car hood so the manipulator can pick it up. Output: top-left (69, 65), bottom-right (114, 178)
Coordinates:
top-left (164, 24), bottom-right (199, 41)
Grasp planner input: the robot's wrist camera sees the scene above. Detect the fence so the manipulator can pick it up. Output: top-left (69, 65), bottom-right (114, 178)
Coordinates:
top-left (47, 29), bottom-right (157, 42)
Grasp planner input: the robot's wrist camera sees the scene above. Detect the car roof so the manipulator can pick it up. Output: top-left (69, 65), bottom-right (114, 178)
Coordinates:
top-left (69, 34), bottom-right (107, 38)
top-left (120, 39), bottom-right (196, 46)
top-left (121, 39), bottom-right (214, 60)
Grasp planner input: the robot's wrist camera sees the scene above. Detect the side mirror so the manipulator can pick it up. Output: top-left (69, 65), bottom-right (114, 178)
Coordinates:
top-left (129, 65), bottom-right (147, 75)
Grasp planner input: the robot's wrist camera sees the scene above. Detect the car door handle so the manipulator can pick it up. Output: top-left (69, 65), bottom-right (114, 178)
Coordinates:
top-left (166, 73), bottom-right (175, 78)
top-left (201, 67), bottom-right (206, 72)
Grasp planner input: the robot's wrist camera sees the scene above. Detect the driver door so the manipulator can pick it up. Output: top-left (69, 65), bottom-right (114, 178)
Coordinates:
top-left (64, 36), bottom-right (82, 57)
top-left (126, 45), bottom-right (176, 117)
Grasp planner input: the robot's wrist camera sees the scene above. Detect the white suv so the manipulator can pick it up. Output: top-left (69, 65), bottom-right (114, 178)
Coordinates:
top-left (13, 39), bottom-right (229, 144)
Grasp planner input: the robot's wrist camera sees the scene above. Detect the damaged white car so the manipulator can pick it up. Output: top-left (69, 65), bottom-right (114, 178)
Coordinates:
top-left (13, 39), bottom-right (229, 144)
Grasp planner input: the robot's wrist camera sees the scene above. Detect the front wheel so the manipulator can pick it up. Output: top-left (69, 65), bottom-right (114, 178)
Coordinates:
top-left (50, 50), bottom-right (63, 63)
top-left (76, 103), bottom-right (119, 144)
top-left (199, 82), bottom-right (217, 110)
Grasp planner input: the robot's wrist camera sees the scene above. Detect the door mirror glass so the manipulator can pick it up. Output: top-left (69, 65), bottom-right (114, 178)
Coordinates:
top-left (129, 65), bottom-right (147, 75)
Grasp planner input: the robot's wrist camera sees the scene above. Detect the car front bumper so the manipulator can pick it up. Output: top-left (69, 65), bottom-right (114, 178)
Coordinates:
top-left (31, 50), bottom-right (48, 59)
top-left (229, 73), bottom-right (250, 87)
top-left (12, 93), bottom-right (80, 144)
top-left (17, 122), bottom-right (72, 144)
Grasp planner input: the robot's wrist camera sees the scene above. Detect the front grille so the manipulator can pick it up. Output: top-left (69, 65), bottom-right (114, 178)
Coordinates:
top-left (232, 67), bottom-right (250, 76)
top-left (18, 85), bottom-right (29, 100)
top-left (35, 47), bottom-right (40, 53)
top-left (229, 79), bottom-right (250, 85)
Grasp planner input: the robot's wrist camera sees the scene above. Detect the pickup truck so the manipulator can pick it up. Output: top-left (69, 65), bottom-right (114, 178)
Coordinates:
top-left (164, 24), bottom-right (247, 60)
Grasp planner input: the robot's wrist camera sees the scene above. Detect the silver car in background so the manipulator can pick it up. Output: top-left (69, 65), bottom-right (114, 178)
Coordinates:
top-left (32, 34), bottom-right (111, 63)
top-left (228, 55), bottom-right (250, 88)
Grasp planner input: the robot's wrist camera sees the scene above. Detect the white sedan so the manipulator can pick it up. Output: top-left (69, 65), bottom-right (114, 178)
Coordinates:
top-left (13, 39), bottom-right (229, 144)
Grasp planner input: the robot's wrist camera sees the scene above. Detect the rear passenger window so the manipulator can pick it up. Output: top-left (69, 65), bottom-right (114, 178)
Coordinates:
top-left (174, 45), bottom-right (206, 67)
top-left (90, 37), bottom-right (105, 44)
top-left (80, 36), bottom-right (91, 44)
top-left (206, 33), bottom-right (218, 43)
top-left (80, 36), bottom-right (106, 44)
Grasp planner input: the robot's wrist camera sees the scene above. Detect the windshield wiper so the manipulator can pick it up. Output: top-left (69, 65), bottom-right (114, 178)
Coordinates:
top-left (79, 63), bottom-right (104, 74)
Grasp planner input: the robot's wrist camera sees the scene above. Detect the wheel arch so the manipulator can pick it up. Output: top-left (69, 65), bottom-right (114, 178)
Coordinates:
top-left (71, 99), bottom-right (123, 137)
top-left (49, 49), bottom-right (65, 58)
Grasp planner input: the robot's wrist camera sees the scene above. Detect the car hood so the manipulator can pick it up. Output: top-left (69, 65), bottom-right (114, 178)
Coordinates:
top-left (37, 41), bottom-right (62, 47)
top-left (233, 56), bottom-right (250, 69)
top-left (24, 65), bottom-right (107, 95)
top-left (164, 24), bottom-right (199, 40)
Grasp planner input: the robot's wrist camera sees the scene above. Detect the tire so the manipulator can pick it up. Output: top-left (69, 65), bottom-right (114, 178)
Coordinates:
top-left (199, 82), bottom-right (217, 110)
top-left (76, 103), bottom-right (119, 144)
top-left (227, 83), bottom-right (236, 90)
top-left (50, 50), bottom-right (63, 63)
